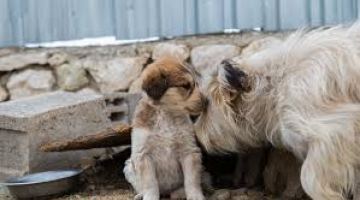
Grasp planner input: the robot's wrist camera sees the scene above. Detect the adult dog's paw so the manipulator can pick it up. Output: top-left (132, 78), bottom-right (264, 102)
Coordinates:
top-left (142, 193), bottom-right (159, 200)
top-left (187, 193), bottom-right (206, 200)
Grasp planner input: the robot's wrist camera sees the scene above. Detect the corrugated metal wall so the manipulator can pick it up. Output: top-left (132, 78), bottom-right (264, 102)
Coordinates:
top-left (0, 0), bottom-right (359, 47)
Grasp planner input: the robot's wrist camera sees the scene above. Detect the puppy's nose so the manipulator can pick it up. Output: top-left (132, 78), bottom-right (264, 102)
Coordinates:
top-left (197, 94), bottom-right (209, 112)
top-left (203, 98), bottom-right (209, 109)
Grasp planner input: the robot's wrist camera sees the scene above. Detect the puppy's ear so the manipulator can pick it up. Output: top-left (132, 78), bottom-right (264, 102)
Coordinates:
top-left (142, 71), bottom-right (168, 100)
top-left (218, 59), bottom-right (251, 101)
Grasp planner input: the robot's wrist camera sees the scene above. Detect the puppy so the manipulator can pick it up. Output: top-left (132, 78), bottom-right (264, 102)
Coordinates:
top-left (194, 23), bottom-right (360, 200)
top-left (123, 57), bottom-right (211, 200)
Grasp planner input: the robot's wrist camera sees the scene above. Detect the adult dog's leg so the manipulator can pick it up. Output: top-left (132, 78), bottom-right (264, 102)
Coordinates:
top-left (244, 148), bottom-right (268, 188)
top-left (181, 152), bottom-right (206, 200)
top-left (133, 156), bottom-right (159, 200)
top-left (301, 144), bottom-right (348, 200)
top-left (354, 168), bottom-right (360, 200)
top-left (233, 148), bottom-right (268, 188)
top-left (233, 153), bottom-right (246, 187)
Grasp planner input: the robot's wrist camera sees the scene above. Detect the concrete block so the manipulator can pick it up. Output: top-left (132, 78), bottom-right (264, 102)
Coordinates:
top-left (0, 91), bottom-right (111, 181)
top-left (104, 92), bottom-right (141, 125)
top-left (103, 92), bottom-right (141, 154)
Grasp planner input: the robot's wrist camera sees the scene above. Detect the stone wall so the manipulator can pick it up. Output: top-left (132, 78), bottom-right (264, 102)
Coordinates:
top-left (0, 31), bottom-right (288, 103)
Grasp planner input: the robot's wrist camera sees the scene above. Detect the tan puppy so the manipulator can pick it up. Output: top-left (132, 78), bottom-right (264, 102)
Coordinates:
top-left (123, 57), bottom-right (210, 200)
top-left (194, 23), bottom-right (360, 200)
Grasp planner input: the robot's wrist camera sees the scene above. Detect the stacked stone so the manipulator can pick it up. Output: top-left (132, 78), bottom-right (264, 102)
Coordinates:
top-left (0, 32), bottom-right (286, 102)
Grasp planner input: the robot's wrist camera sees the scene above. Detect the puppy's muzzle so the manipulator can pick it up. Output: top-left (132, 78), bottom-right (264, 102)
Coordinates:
top-left (190, 98), bottom-right (208, 123)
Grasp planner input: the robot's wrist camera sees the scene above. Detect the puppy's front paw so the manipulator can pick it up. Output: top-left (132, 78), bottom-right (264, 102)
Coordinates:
top-left (187, 193), bottom-right (206, 200)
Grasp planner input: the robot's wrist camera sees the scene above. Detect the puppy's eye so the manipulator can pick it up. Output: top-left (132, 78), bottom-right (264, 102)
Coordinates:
top-left (181, 83), bottom-right (191, 90)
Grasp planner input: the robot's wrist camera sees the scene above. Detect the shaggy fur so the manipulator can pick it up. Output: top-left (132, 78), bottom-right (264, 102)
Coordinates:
top-left (194, 23), bottom-right (360, 200)
top-left (123, 57), bottom-right (211, 200)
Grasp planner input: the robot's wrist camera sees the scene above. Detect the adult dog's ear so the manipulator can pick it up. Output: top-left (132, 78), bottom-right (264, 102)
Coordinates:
top-left (218, 59), bottom-right (251, 101)
top-left (141, 71), bottom-right (168, 100)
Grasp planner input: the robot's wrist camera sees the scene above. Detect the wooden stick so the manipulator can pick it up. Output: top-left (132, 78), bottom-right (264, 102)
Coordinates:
top-left (40, 124), bottom-right (132, 152)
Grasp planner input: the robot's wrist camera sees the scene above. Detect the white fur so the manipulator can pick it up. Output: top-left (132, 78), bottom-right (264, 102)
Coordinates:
top-left (195, 22), bottom-right (360, 200)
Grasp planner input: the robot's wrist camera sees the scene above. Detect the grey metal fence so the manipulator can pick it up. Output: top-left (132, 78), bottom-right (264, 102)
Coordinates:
top-left (0, 0), bottom-right (359, 47)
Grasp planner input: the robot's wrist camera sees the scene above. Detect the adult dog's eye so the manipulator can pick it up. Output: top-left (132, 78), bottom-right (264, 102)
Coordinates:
top-left (182, 83), bottom-right (191, 90)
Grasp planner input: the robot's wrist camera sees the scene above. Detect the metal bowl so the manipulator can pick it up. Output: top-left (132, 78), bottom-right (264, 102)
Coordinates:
top-left (2, 170), bottom-right (81, 199)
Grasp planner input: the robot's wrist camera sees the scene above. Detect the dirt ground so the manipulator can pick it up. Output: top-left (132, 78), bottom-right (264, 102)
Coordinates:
top-left (56, 189), bottom-right (274, 200)
top-left (1, 148), bottom-right (290, 200)
top-left (53, 149), bottom-right (278, 200)
top-left (56, 189), bottom-right (135, 200)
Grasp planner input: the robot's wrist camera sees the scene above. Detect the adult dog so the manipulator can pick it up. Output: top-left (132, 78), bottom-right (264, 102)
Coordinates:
top-left (193, 23), bottom-right (360, 200)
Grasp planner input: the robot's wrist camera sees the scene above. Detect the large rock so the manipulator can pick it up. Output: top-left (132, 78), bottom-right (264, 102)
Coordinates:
top-left (48, 52), bottom-right (70, 67)
top-left (191, 45), bottom-right (240, 75)
top-left (103, 92), bottom-right (141, 126)
top-left (263, 148), bottom-right (306, 199)
top-left (83, 57), bottom-right (147, 93)
top-left (0, 85), bottom-right (8, 101)
top-left (0, 91), bottom-right (110, 181)
top-left (241, 37), bottom-right (282, 57)
top-left (55, 60), bottom-right (89, 91)
top-left (0, 52), bottom-right (49, 71)
top-left (6, 68), bottom-right (56, 100)
top-left (76, 87), bottom-right (99, 96)
top-left (152, 43), bottom-right (190, 61)
top-left (210, 189), bottom-right (231, 200)
top-left (0, 47), bottom-right (20, 57)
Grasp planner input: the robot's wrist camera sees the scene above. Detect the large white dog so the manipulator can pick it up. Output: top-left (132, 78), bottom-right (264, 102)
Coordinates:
top-left (193, 23), bottom-right (360, 200)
